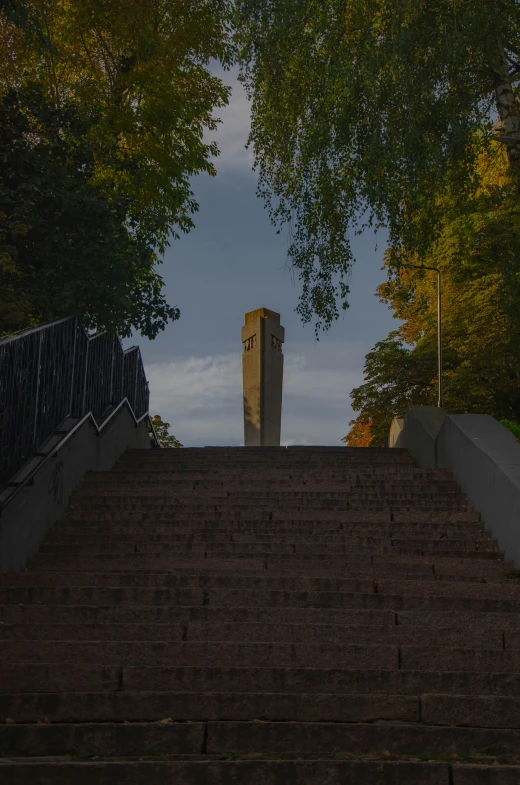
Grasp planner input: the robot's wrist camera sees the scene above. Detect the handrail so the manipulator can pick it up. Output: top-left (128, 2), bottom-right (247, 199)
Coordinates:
top-left (0, 316), bottom-right (74, 345)
top-left (0, 316), bottom-right (152, 493)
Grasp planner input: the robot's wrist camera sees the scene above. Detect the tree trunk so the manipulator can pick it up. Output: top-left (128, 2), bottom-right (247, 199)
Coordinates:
top-left (492, 40), bottom-right (520, 170)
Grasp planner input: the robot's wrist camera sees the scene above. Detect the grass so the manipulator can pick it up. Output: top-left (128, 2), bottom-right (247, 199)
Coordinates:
top-left (500, 419), bottom-right (520, 441)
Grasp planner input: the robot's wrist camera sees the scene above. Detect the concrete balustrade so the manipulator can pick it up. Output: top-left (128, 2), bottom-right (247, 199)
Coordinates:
top-left (0, 407), bottom-right (151, 571)
top-left (390, 406), bottom-right (520, 565)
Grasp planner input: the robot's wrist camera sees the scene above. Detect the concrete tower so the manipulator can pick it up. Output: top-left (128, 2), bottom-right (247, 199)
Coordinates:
top-left (242, 308), bottom-right (285, 446)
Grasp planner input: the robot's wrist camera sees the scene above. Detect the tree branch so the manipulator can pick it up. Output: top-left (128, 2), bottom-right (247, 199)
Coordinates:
top-left (492, 134), bottom-right (520, 144)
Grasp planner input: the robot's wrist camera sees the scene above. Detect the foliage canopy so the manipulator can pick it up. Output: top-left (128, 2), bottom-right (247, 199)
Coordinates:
top-left (0, 0), bottom-right (233, 336)
top-left (346, 147), bottom-right (520, 445)
top-left (0, 85), bottom-right (179, 336)
top-left (235, 0), bottom-right (520, 332)
top-left (151, 414), bottom-right (183, 448)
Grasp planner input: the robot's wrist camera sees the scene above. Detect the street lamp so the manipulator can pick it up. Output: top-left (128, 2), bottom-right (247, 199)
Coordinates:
top-left (400, 264), bottom-right (443, 408)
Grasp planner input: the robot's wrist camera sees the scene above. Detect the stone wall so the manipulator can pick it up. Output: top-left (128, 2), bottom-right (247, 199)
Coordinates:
top-left (390, 406), bottom-right (520, 565)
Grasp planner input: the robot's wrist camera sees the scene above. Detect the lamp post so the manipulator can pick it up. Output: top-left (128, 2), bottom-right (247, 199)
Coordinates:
top-left (400, 264), bottom-right (443, 409)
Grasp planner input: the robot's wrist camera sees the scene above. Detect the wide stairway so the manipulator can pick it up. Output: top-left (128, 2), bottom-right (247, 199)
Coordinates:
top-left (1, 446), bottom-right (520, 783)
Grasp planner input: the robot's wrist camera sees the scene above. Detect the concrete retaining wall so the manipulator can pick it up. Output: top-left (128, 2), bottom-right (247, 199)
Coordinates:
top-left (0, 406), bottom-right (151, 571)
top-left (390, 406), bottom-right (520, 565)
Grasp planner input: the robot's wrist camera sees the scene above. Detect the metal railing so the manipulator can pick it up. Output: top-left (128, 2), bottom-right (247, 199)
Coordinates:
top-left (0, 316), bottom-right (150, 492)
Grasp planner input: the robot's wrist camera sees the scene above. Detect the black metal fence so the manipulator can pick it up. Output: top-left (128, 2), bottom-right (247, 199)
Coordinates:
top-left (0, 316), bottom-right (150, 492)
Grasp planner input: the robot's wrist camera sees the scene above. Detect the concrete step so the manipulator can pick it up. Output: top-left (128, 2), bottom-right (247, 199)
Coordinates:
top-left (42, 526), bottom-right (494, 540)
top-left (4, 576), bottom-right (519, 601)
top-left (0, 572), bottom-right (383, 590)
top-left (109, 469), bottom-right (440, 477)
top-left (3, 603), bottom-right (520, 628)
top-left (85, 480), bottom-right (463, 493)
top-left (119, 448), bottom-right (412, 458)
top-left (376, 580), bottom-right (520, 598)
top-left (20, 557), bottom-right (511, 579)
top-left (68, 490), bottom-right (471, 502)
top-left (5, 760), bottom-right (520, 784)
top-left (73, 489), bottom-right (467, 502)
top-left (66, 509), bottom-right (481, 524)
top-left (3, 664), bottom-right (520, 696)
top-left (105, 476), bottom-right (458, 487)
top-left (1, 720), bottom-right (520, 759)
top-left (1, 570), bottom-right (382, 592)
top-left (4, 585), bottom-right (520, 611)
top-left (88, 465), bottom-right (454, 475)
top-left (3, 639), bottom-right (520, 671)
top-left (30, 550), bottom-right (505, 572)
top-left (125, 665), bottom-right (520, 695)
top-left (0, 640), bottom-right (400, 668)
top-left (67, 491), bottom-right (468, 514)
top-left (0, 622), bottom-right (511, 648)
top-left (37, 539), bottom-right (498, 556)
top-left (115, 460), bottom-right (419, 465)
top-left (109, 468), bottom-right (431, 476)
top-left (0, 692), bottom-right (419, 724)
top-left (45, 520), bottom-right (486, 536)
top-left (216, 715), bottom-right (520, 748)
top-left (0, 760), bottom-right (461, 785)
top-left (113, 463), bottom-right (450, 473)
top-left (0, 605), bottom-right (394, 625)
top-left (0, 568), bottom-right (433, 586)
top-left (0, 570), bottom-right (506, 590)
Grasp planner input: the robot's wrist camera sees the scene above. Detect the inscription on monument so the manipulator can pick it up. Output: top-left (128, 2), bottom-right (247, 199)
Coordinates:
top-left (271, 335), bottom-right (282, 352)
top-left (243, 334), bottom-right (257, 352)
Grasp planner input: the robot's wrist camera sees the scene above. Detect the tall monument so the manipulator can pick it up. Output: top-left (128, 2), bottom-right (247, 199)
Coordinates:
top-left (242, 308), bottom-right (285, 446)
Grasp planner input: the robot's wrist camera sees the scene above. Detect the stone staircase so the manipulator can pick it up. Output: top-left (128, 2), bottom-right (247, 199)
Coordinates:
top-left (1, 446), bottom-right (520, 783)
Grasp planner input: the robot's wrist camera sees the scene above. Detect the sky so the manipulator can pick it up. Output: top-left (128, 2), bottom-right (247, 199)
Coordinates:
top-left (125, 68), bottom-right (398, 447)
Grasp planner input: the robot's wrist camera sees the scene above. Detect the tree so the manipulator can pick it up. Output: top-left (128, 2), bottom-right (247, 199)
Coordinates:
top-left (349, 147), bottom-right (520, 445)
top-left (0, 0), bottom-right (234, 335)
top-left (151, 414), bottom-right (183, 448)
top-left (342, 417), bottom-right (373, 447)
top-left (2, 0), bottom-right (234, 248)
top-left (0, 85), bottom-right (179, 337)
top-left (349, 333), bottom-right (434, 446)
top-left (235, 0), bottom-right (520, 332)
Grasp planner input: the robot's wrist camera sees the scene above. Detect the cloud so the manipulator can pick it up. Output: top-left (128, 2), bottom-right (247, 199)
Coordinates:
top-left (146, 354), bottom-right (241, 413)
top-left (283, 353), bottom-right (358, 403)
top-left (146, 346), bottom-right (363, 447)
top-left (206, 66), bottom-right (255, 172)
